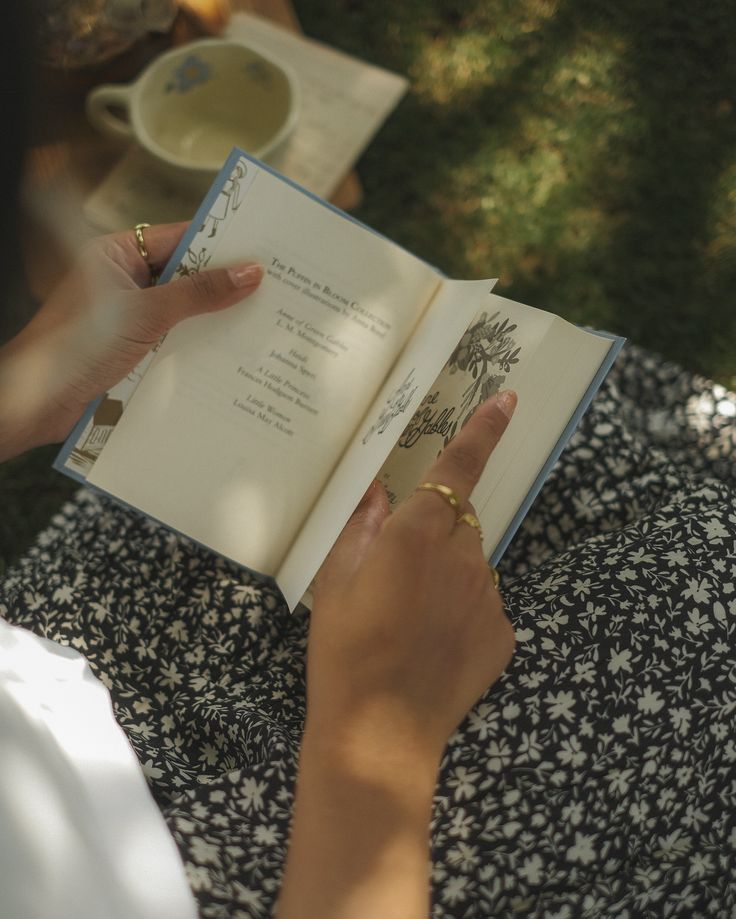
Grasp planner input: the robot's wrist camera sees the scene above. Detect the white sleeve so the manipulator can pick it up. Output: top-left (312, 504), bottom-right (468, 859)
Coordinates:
top-left (0, 618), bottom-right (198, 919)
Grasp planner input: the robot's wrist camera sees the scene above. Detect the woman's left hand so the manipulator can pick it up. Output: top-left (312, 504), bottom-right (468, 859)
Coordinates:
top-left (0, 222), bottom-right (263, 460)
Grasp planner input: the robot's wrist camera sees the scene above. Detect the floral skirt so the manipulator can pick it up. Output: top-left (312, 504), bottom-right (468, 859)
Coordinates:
top-left (2, 344), bottom-right (735, 918)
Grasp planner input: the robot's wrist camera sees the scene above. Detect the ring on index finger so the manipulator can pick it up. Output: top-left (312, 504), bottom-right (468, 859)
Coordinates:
top-left (414, 481), bottom-right (463, 515)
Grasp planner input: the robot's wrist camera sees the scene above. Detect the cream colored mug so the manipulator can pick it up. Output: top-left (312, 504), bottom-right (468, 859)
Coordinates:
top-left (87, 38), bottom-right (299, 188)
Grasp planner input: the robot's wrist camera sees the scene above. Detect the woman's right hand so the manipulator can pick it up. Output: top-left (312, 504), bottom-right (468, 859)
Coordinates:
top-left (307, 389), bottom-right (518, 775)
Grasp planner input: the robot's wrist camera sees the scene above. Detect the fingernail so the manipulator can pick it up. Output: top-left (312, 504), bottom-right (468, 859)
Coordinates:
top-left (495, 389), bottom-right (517, 419)
top-left (228, 263), bottom-right (263, 288)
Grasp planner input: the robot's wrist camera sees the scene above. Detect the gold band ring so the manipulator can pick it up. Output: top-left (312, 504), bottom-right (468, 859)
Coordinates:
top-left (456, 513), bottom-right (499, 587)
top-left (457, 511), bottom-right (483, 539)
top-left (414, 481), bottom-right (462, 513)
top-left (134, 223), bottom-right (151, 259)
top-left (134, 223), bottom-right (159, 286)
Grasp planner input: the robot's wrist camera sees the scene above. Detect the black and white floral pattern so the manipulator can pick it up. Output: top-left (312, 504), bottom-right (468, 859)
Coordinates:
top-left (1, 344), bottom-right (735, 918)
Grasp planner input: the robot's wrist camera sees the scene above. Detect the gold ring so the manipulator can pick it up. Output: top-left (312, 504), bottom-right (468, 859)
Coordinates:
top-left (134, 223), bottom-right (151, 259)
top-left (489, 565), bottom-right (501, 590)
top-left (414, 482), bottom-right (462, 513)
top-left (457, 511), bottom-right (483, 540)
top-left (134, 223), bottom-right (159, 286)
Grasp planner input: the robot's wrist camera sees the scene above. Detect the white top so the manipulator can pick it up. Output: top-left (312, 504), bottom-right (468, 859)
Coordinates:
top-left (0, 618), bottom-right (197, 919)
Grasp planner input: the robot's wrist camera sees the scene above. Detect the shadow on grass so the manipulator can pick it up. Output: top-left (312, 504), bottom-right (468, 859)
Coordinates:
top-left (301, 0), bottom-right (736, 383)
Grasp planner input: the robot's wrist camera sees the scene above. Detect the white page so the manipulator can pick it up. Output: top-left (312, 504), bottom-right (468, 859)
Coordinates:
top-left (374, 296), bottom-right (612, 557)
top-left (376, 295), bottom-right (555, 507)
top-left (277, 278), bottom-right (499, 608)
top-left (471, 319), bottom-right (612, 550)
top-left (88, 159), bottom-right (440, 575)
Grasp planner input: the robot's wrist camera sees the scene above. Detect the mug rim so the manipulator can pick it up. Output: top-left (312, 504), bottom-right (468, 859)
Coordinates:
top-left (128, 37), bottom-right (300, 172)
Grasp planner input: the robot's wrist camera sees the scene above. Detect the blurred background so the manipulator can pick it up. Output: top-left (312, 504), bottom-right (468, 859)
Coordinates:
top-left (3, 0), bottom-right (735, 571)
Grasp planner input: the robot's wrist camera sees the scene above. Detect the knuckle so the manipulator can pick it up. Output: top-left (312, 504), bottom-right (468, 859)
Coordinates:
top-left (475, 408), bottom-right (507, 443)
top-left (447, 443), bottom-right (485, 481)
top-left (189, 270), bottom-right (220, 302)
top-left (391, 510), bottom-right (441, 545)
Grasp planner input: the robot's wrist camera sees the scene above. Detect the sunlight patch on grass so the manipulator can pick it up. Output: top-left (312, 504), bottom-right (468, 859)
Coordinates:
top-left (703, 157), bottom-right (736, 261)
top-left (425, 30), bottom-right (633, 289)
top-left (410, 0), bottom-right (562, 106)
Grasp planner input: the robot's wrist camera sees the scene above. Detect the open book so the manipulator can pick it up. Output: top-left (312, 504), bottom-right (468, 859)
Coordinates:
top-left (57, 149), bottom-right (624, 609)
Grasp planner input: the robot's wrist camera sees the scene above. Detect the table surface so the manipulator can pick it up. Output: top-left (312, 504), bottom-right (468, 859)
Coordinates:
top-left (23, 0), bottom-right (361, 299)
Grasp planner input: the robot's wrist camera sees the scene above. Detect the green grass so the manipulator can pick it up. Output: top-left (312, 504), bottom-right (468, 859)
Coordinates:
top-left (300, 0), bottom-right (736, 384)
top-left (2, 0), bottom-right (735, 570)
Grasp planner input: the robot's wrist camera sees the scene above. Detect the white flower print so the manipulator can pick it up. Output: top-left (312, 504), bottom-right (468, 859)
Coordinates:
top-left (566, 831), bottom-right (597, 865)
top-left (685, 608), bottom-right (713, 634)
top-left (561, 801), bottom-right (585, 826)
top-left (557, 736), bottom-right (586, 767)
top-left (670, 707), bottom-right (692, 734)
top-left (608, 646), bottom-right (633, 674)
top-left (447, 808), bottom-right (474, 840)
top-left (253, 823), bottom-right (280, 846)
top-left (545, 690), bottom-right (576, 722)
top-left (688, 852), bottom-right (714, 880)
top-left (637, 685), bottom-right (665, 714)
top-left (518, 853), bottom-right (544, 885)
top-left (466, 703), bottom-right (499, 740)
top-left (487, 740), bottom-right (513, 772)
top-left (517, 730), bottom-right (542, 763)
top-left (682, 578), bottom-right (712, 603)
top-left (190, 836), bottom-right (219, 865)
top-left (447, 765), bottom-right (481, 801)
top-left (238, 777), bottom-right (268, 813)
top-left (607, 767), bottom-right (634, 796)
top-left (442, 874), bottom-right (470, 906)
top-left (447, 842), bottom-right (480, 872)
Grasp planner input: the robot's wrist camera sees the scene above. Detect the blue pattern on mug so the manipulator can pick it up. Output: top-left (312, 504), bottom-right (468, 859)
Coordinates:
top-left (166, 55), bottom-right (212, 93)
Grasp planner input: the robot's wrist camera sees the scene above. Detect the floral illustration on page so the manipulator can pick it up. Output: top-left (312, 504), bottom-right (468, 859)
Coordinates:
top-left (442, 310), bottom-right (521, 445)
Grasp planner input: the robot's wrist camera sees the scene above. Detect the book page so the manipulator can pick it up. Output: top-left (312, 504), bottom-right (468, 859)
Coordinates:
top-left (471, 319), bottom-right (613, 554)
top-left (277, 278), bottom-right (501, 607)
top-left (374, 296), bottom-right (613, 556)
top-left (87, 154), bottom-right (441, 576)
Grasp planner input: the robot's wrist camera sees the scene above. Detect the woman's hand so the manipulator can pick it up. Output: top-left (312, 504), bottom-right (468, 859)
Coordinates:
top-left (278, 390), bottom-right (517, 919)
top-left (309, 388), bottom-right (517, 772)
top-left (0, 222), bottom-right (262, 460)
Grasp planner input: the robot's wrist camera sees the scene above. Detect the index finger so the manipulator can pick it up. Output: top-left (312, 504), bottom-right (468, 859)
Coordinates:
top-left (419, 390), bottom-right (517, 505)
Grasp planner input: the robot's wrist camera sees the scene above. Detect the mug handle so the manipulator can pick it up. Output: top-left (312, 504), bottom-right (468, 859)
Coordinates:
top-left (86, 84), bottom-right (135, 140)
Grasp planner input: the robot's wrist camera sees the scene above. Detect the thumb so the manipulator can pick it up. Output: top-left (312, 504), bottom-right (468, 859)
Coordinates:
top-left (127, 262), bottom-right (264, 341)
top-left (314, 481), bottom-right (390, 598)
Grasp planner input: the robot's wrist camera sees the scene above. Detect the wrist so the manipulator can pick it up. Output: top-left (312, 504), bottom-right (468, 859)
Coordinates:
top-left (300, 720), bottom-right (440, 807)
top-left (278, 727), bottom-right (437, 919)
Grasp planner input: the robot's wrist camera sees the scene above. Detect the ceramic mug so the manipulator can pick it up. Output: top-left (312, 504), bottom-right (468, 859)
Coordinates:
top-left (87, 38), bottom-right (299, 188)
